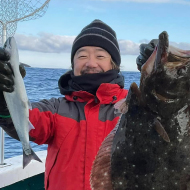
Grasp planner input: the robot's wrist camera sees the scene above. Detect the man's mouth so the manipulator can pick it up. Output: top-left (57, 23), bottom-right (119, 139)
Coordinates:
top-left (81, 69), bottom-right (104, 75)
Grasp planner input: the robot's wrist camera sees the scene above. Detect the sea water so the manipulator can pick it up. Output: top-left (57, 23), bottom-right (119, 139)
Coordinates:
top-left (4, 67), bottom-right (141, 159)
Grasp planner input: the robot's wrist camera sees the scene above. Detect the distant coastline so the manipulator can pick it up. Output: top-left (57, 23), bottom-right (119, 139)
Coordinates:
top-left (20, 62), bottom-right (31, 67)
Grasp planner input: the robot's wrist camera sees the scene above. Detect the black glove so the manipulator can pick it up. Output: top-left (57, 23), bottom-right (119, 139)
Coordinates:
top-left (0, 47), bottom-right (26, 116)
top-left (136, 39), bottom-right (158, 71)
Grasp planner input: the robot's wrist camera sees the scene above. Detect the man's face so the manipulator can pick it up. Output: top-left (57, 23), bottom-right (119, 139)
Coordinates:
top-left (73, 46), bottom-right (113, 76)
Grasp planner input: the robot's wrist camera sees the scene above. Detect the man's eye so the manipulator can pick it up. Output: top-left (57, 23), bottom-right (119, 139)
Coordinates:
top-left (97, 55), bottom-right (105, 59)
top-left (78, 55), bottom-right (87, 58)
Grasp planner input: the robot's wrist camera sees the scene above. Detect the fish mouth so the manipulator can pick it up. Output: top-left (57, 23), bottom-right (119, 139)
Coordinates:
top-left (4, 37), bottom-right (11, 49)
top-left (152, 90), bottom-right (177, 103)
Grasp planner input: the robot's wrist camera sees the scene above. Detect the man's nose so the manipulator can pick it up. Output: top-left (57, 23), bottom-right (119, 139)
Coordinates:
top-left (85, 56), bottom-right (98, 67)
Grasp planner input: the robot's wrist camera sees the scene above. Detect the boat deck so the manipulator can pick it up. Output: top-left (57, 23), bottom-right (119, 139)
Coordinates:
top-left (0, 150), bottom-right (47, 190)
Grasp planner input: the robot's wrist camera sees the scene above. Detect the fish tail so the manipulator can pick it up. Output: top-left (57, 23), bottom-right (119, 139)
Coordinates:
top-left (23, 149), bottom-right (42, 169)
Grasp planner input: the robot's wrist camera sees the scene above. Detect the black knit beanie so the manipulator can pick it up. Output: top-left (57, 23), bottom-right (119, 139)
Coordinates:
top-left (71, 19), bottom-right (121, 67)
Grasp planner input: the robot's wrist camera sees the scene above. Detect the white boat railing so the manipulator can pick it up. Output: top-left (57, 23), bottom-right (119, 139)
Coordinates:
top-left (0, 128), bottom-right (4, 165)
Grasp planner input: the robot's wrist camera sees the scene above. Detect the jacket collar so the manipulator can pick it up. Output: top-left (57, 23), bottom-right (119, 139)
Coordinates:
top-left (65, 83), bottom-right (127, 104)
top-left (58, 70), bottom-right (127, 104)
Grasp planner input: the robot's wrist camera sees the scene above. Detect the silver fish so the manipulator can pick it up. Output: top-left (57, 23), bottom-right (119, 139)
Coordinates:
top-left (3, 37), bottom-right (42, 168)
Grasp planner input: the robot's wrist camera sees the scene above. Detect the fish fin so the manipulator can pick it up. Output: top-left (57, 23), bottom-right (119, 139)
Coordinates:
top-left (21, 100), bottom-right (27, 108)
top-left (114, 82), bottom-right (141, 114)
top-left (21, 100), bottom-right (31, 109)
top-left (114, 98), bottom-right (128, 114)
top-left (28, 100), bottom-right (32, 110)
top-left (127, 82), bottom-right (142, 106)
top-left (23, 148), bottom-right (42, 169)
top-left (153, 118), bottom-right (170, 142)
top-left (28, 120), bottom-right (35, 131)
top-left (155, 31), bottom-right (169, 69)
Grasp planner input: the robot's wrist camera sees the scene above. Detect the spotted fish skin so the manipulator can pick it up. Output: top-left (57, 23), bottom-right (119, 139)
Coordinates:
top-left (90, 31), bottom-right (190, 190)
top-left (111, 84), bottom-right (190, 190)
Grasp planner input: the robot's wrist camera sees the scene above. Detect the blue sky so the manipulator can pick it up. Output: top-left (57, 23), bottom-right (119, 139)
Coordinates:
top-left (4, 0), bottom-right (190, 71)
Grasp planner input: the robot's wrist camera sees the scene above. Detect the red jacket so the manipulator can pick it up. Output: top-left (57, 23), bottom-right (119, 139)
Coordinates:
top-left (29, 82), bottom-right (128, 190)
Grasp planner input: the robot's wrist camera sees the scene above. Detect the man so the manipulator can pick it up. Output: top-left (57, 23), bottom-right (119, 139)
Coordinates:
top-left (0, 19), bottom-right (155, 189)
top-left (0, 19), bottom-right (128, 190)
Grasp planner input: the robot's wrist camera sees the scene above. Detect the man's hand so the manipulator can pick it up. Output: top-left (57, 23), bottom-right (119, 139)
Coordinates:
top-left (0, 48), bottom-right (14, 93)
top-left (136, 39), bottom-right (158, 71)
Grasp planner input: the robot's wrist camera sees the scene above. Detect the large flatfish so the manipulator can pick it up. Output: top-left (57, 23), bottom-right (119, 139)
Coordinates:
top-left (90, 31), bottom-right (190, 190)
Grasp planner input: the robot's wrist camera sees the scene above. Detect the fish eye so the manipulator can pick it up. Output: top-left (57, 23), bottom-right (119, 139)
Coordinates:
top-left (177, 66), bottom-right (187, 75)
